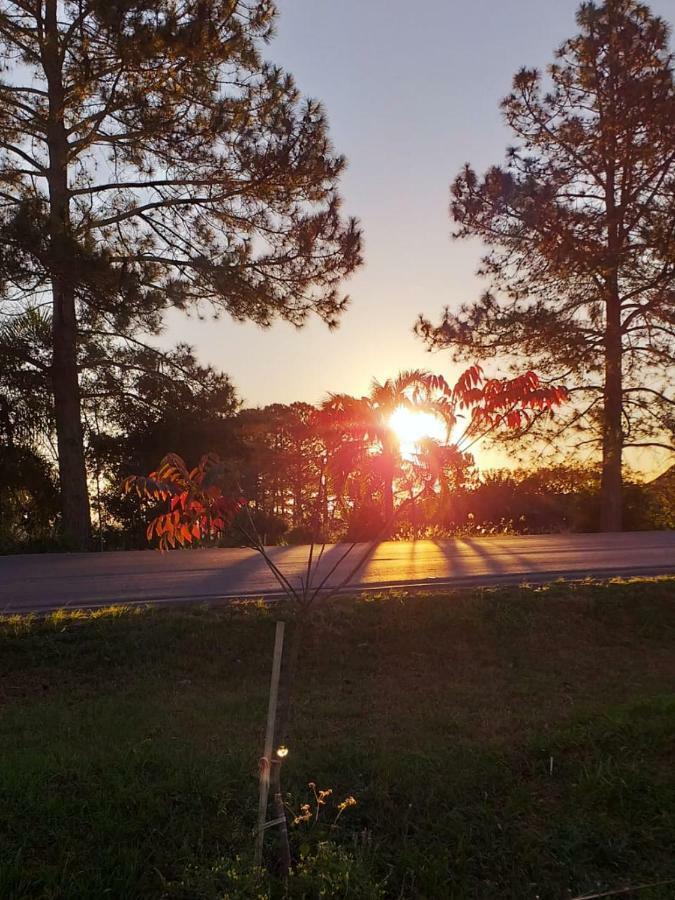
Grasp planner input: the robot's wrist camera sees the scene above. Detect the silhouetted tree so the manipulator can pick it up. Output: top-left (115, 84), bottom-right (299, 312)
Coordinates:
top-left (236, 402), bottom-right (324, 528)
top-left (320, 370), bottom-right (454, 525)
top-left (90, 345), bottom-right (240, 545)
top-left (409, 437), bottom-right (473, 524)
top-left (0, 445), bottom-right (59, 550)
top-left (0, 309), bottom-right (242, 546)
top-left (0, 309), bottom-right (54, 451)
top-left (417, 0), bottom-right (675, 531)
top-left (0, 0), bottom-right (362, 547)
top-left (0, 312), bottom-right (60, 547)
top-left (320, 367), bottom-right (566, 534)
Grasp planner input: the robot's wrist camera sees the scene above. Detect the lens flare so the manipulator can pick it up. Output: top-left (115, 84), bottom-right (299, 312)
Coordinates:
top-left (388, 407), bottom-right (447, 459)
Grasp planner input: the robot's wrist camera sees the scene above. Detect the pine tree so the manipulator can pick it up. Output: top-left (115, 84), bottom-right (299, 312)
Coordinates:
top-left (417, 0), bottom-right (674, 531)
top-left (0, 0), bottom-right (362, 547)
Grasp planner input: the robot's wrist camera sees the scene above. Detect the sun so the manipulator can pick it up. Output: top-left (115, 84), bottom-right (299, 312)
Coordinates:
top-left (388, 406), bottom-right (448, 459)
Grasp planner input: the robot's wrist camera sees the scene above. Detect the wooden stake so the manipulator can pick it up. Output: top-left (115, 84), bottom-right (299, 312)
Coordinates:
top-left (254, 620), bottom-right (285, 868)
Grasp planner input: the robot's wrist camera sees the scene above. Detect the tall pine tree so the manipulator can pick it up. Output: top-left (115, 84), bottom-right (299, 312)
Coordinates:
top-left (0, 0), bottom-right (361, 547)
top-left (417, 0), bottom-right (674, 530)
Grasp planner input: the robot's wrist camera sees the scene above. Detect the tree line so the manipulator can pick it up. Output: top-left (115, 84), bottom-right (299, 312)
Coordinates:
top-left (0, 0), bottom-right (673, 549)
top-left (2, 365), bottom-right (671, 552)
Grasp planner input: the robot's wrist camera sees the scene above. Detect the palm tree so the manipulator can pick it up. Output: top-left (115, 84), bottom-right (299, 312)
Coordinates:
top-left (0, 309), bottom-right (53, 451)
top-left (320, 370), bottom-right (454, 526)
top-left (411, 437), bottom-right (473, 524)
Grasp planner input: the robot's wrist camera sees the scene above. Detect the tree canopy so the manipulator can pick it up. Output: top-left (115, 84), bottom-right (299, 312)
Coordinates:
top-left (417, 0), bottom-right (675, 530)
top-left (0, 0), bottom-right (362, 546)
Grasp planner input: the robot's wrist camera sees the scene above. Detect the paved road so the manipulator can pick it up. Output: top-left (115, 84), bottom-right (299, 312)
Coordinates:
top-left (0, 531), bottom-right (673, 614)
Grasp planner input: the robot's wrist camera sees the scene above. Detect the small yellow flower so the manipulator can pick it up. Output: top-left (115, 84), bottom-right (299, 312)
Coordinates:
top-left (317, 788), bottom-right (333, 805)
top-left (292, 803), bottom-right (312, 825)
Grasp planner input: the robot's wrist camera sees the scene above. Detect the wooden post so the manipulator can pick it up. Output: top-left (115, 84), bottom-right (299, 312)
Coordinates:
top-left (254, 621), bottom-right (285, 868)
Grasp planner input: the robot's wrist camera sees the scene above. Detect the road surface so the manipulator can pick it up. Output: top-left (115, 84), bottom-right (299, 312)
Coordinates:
top-left (0, 531), bottom-right (673, 614)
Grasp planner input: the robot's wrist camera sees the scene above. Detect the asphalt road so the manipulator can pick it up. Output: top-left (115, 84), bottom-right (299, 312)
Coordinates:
top-left (0, 531), bottom-right (673, 614)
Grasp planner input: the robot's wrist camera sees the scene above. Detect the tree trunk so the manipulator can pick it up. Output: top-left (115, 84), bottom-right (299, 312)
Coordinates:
top-left (52, 291), bottom-right (90, 549)
top-left (45, 0), bottom-right (91, 549)
top-left (381, 448), bottom-right (395, 528)
top-left (600, 290), bottom-right (623, 531)
top-left (600, 22), bottom-right (624, 534)
top-left (600, 22), bottom-right (625, 531)
top-left (292, 470), bottom-right (302, 527)
top-left (383, 475), bottom-right (394, 523)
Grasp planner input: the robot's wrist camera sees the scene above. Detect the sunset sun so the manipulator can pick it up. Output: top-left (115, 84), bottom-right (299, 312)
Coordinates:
top-left (388, 406), bottom-right (448, 458)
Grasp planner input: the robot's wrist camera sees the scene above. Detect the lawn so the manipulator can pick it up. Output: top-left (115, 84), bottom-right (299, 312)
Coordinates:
top-left (0, 578), bottom-right (674, 899)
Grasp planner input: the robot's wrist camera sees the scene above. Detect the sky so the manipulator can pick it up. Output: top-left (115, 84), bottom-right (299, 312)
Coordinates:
top-left (161, 0), bottom-right (674, 470)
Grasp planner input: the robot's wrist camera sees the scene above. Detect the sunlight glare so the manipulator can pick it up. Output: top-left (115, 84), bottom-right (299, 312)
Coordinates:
top-left (388, 407), bottom-right (448, 459)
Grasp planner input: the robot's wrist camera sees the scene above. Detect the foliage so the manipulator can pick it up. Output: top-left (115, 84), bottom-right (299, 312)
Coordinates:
top-left (0, 307), bottom-right (243, 548)
top-left (236, 403), bottom-right (326, 531)
top-left (0, 313), bottom-right (61, 548)
top-left (167, 789), bottom-right (368, 899)
top-left (163, 854), bottom-right (270, 899)
top-left (163, 845), bottom-right (383, 899)
top-left (0, 310), bottom-right (54, 449)
top-left (0, 0), bottom-right (361, 545)
top-left (320, 366), bottom-right (567, 532)
top-left (284, 523), bottom-right (322, 546)
top-left (124, 366), bottom-right (568, 548)
top-left (642, 465), bottom-right (675, 529)
top-left (226, 508), bottom-right (289, 547)
top-left (417, 0), bottom-right (675, 530)
top-left (0, 444), bottom-right (60, 551)
top-left (289, 782), bottom-right (358, 834)
top-left (285, 844), bottom-right (385, 899)
top-left (320, 369), bottom-right (459, 525)
top-left (123, 453), bottom-right (244, 550)
top-left (90, 346), bottom-right (241, 544)
top-left (393, 463), bottom-right (675, 535)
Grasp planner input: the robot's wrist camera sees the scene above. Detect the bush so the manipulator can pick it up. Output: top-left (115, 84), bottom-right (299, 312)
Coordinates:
top-left (286, 844), bottom-right (384, 899)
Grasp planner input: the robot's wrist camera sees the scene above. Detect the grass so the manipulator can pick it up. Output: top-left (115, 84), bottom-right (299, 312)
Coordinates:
top-left (0, 577), bottom-right (674, 899)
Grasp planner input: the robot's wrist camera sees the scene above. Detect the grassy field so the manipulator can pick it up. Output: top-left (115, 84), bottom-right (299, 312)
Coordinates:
top-left (0, 578), bottom-right (674, 899)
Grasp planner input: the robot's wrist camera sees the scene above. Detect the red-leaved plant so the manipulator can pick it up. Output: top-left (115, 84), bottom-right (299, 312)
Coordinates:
top-left (123, 452), bottom-right (244, 551)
